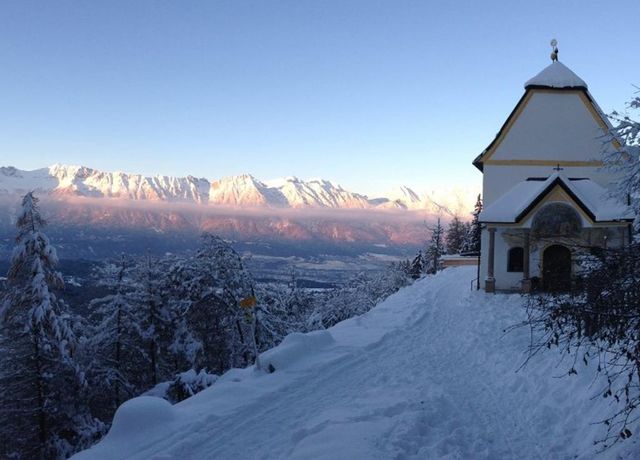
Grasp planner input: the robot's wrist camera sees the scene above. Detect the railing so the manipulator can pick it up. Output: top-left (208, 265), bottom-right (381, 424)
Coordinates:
top-left (470, 277), bottom-right (479, 291)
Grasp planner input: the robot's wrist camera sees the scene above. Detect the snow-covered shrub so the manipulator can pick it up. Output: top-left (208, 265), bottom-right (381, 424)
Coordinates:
top-left (261, 330), bottom-right (335, 372)
top-left (308, 262), bottom-right (412, 329)
top-left (523, 243), bottom-right (640, 448)
top-left (604, 90), bottom-right (640, 232)
top-left (254, 279), bottom-right (314, 352)
top-left (166, 369), bottom-right (218, 403)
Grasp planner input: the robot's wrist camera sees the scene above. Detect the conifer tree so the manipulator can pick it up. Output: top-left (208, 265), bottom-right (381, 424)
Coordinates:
top-left (86, 256), bottom-right (146, 418)
top-left (130, 253), bottom-right (173, 387)
top-left (254, 270), bottom-right (312, 351)
top-left (425, 218), bottom-right (445, 273)
top-left (445, 216), bottom-right (466, 255)
top-left (194, 234), bottom-right (255, 368)
top-left (0, 192), bottom-right (90, 458)
top-left (408, 251), bottom-right (425, 279)
top-left (162, 234), bottom-right (255, 374)
top-left (463, 194), bottom-right (483, 254)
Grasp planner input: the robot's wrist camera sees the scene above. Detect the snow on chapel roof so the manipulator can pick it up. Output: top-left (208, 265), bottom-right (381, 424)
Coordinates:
top-left (479, 173), bottom-right (634, 223)
top-left (524, 61), bottom-right (587, 90)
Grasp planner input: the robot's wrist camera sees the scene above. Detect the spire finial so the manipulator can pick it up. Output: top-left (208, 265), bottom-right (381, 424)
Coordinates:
top-left (550, 39), bottom-right (559, 62)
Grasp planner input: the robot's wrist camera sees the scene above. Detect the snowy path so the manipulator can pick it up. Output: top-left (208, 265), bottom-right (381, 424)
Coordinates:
top-left (76, 267), bottom-right (639, 460)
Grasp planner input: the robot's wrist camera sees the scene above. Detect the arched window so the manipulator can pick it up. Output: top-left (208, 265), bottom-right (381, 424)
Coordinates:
top-left (507, 247), bottom-right (524, 272)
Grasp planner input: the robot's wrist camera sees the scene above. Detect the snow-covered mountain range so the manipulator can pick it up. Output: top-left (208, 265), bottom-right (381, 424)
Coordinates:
top-left (0, 165), bottom-right (476, 215)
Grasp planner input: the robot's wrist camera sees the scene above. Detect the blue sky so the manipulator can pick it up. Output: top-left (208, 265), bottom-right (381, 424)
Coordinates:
top-left (1, 0), bottom-right (638, 196)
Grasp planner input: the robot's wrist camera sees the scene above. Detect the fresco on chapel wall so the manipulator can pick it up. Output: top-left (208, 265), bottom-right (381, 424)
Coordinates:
top-left (531, 203), bottom-right (582, 239)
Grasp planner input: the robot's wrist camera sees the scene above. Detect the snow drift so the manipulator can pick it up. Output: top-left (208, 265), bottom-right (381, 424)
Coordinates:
top-left (74, 267), bottom-right (639, 459)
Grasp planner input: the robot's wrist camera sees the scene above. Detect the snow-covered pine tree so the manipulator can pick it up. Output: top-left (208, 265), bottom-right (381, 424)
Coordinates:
top-left (182, 282), bottom-right (233, 374)
top-left (445, 216), bottom-right (466, 255)
top-left (425, 217), bottom-right (445, 273)
top-left (281, 269), bottom-right (313, 331)
top-left (0, 192), bottom-right (92, 458)
top-left (129, 253), bottom-right (173, 387)
top-left (462, 194), bottom-right (483, 254)
top-left (86, 256), bottom-right (147, 419)
top-left (163, 234), bottom-right (255, 374)
top-left (254, 271), bottom-right (313, 352)
top-left (408, 251), bottom-right (425, 279)
top-left (252, 286), bottom-right (291, 353)
top-left (159, 254), bottom-right (205, 373)
top-left (195, 234), bottom-right (255, 368)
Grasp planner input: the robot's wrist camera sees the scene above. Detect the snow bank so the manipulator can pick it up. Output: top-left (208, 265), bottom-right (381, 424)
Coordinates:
top-left (105, 396), bottom-right (176, 442)
top-left (261, 330), bottom-right (335, 371)
top-left (74, 267), bottom-right (640, 459)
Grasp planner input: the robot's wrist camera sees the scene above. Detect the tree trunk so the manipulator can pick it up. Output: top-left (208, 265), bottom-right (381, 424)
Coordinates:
top-left (33, 333), bottom-right (47, 459)
top-left (115, 304), bottom-right (122, 407)
top-left (150, 339), bottom-right (157, 386)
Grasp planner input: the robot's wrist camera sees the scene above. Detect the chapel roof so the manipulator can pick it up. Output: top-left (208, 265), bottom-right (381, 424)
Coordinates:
top-left (479, 173), bottom-right (634, 224)
top-left (524, 61), bottom-right (587, 90)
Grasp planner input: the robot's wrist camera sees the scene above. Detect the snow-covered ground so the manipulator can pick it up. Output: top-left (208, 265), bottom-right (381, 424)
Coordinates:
top-left (75, 267), bottom-right (639, 459)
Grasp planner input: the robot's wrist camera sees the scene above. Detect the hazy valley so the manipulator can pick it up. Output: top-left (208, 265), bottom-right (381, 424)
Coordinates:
top-left (0, 164), bottom-right (478, 286)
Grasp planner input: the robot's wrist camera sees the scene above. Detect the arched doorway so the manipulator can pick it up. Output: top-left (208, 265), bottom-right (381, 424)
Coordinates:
top-left (542, 244), bottom-right (572, 292)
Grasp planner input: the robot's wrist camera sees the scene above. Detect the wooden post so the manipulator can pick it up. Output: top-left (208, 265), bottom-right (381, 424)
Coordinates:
top-left (485, 227), bottom-right (496, 293)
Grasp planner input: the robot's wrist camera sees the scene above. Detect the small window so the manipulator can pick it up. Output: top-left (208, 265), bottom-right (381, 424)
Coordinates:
top-left (508, 247), bottom-right (524, 272)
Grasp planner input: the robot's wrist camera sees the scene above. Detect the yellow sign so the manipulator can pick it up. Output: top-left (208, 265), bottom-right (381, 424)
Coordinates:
top-left (239, 296), bottom-right (257, 308)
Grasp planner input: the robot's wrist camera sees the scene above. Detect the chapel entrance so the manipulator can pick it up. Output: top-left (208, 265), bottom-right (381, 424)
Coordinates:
top-left (542, 244), bottom-right (571, 292)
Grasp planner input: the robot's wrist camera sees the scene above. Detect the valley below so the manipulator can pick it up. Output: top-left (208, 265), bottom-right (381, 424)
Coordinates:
top-left (0, 163), bottom-right (464, 289)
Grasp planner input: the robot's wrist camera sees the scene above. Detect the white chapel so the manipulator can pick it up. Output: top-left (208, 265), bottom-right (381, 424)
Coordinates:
top-left (474, 51), bottom-right (635, 292)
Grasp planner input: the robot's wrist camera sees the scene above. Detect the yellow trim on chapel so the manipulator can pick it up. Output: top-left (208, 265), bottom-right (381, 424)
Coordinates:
top-left (479, 89), bottom-right (619, 165)
top-left (484, 159), bottom-right (603, 167)
top-left (481, 91), bottom-right (533, 164)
